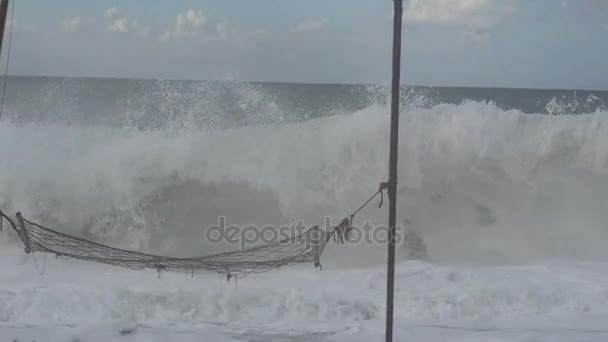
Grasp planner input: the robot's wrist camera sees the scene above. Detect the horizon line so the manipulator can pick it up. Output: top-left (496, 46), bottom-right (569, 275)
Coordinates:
top-left (1, 74), bottom-right (607, 93)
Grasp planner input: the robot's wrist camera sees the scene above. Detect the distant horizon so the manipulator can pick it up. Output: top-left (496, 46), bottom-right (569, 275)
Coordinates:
top-left (3, 74), bottom-right (608, 93)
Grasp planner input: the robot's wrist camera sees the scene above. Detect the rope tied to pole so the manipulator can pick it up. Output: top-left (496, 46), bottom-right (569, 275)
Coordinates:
top-left (332, 182), bottom-right (388, 244)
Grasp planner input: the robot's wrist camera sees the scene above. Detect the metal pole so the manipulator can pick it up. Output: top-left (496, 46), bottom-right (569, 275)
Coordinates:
top-left (385, 0), bottom-right (402, 342)
top-left (0, 0), bottom-right (9, 121)
top-left (0, 0), bottom-right (9, 55)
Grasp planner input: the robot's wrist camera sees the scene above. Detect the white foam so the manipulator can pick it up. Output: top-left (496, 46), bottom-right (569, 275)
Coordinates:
top-left (1, 101), bottom-right (607, 262)
top-left (2, 257), bottom-right (608, 322)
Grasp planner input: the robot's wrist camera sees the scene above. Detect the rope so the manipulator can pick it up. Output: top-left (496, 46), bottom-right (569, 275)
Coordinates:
top-left (0, 0), bottom-right (14, 119)
top-left (32, 252), bottom-right (47, 275)
top-left (0, 183), bottom-right (388, 279)
top-left (351, 182), bottom-right (388, 218)
top-left (0, 208), bottom-right (17, 233)
top-left (330, 182), bottom-right (387, 244)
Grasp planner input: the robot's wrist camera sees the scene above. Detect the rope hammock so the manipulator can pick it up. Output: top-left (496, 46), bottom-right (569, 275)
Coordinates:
top-left (0, 184), bottom-right (386, 280)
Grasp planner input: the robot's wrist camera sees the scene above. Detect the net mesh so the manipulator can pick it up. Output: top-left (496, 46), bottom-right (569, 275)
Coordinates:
top-left (0, 188), bottom-right (383, 279)
top-left (21, 216), bottom-right (331, 278)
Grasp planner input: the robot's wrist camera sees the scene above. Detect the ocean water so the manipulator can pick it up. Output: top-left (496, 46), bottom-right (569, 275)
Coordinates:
top-left (1, 77), bottom-right (608, 341)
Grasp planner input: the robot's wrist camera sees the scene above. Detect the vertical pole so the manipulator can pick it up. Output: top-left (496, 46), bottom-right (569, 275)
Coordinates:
top-left (0, 0), bottom-right (9, 56)
top-left (0, 0), bottom-right (9, 121)
top-left (385, 0), bottom-right (403, 342)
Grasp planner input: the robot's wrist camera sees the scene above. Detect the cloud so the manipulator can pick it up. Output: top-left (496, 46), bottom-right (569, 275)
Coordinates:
top-left (291, 18), bottom-right (329, 33)
top-left (560, 1), bottom-right (568, 10)
top-left (63, 16), bottom-right (83, 32)
top-left (603, 23), bottom-right (608, 31)
top-left (108, 17), bottom-right (129, 33)
top-left (403, 0), bottom-right (514, 44)
top-left (161, 9), bottom-right (208, 42)
top-left (103, 8), bottom-right (130, 33)
top-left (404, 0), bottom-right (513, 31)
top-left (160, 9), bottom-right (248, 43)
top-left (177, 9), bottom-right (207, 31)
top-left (105, 7), bottom-right (120, 19)
top-left (62, 16), bottom-right (95, 32)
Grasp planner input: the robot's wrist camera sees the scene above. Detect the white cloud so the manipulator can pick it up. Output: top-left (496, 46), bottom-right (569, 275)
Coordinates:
top-left (291, 18), bottom-right (329, 33)
top-left (159, 9), bottom-right (267, 44)
top-left (161, 9), bottom-right (208, 42)
top-left (105, 7), bottom-right (120, 19)
top-left (403, 0), bottom-right (514, 44)
top-left (62, 16), bottom-right (95, 32)
top-left (177, 9), bottom-right (207, 31)
top-left (560, 1), bottom-right (568, 10)
top-left (108, 17), bottom-right (129, 33)
top-left (63, 16), bottom-right (83, 32)
top-left (404, 0), bottom-right (513, 31)
top-left (103, 8), bottom-right (133, 35)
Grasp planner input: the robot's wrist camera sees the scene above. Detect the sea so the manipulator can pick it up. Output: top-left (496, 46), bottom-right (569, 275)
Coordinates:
top-left (1, 76), bottom-right (608, 341)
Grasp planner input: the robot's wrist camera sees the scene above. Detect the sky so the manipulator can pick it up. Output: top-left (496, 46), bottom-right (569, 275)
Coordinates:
top-left (3, 0), bottom-right (608, 90)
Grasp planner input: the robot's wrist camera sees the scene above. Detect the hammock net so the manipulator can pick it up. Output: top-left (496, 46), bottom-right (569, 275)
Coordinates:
top-left (0, 187), bottom-right (384, 279)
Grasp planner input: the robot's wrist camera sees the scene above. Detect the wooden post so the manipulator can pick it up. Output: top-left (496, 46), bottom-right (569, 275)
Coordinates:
top-left (15, 212), bottom-right (31, 253)
top-left (386, 0), bottom-right (403, 342)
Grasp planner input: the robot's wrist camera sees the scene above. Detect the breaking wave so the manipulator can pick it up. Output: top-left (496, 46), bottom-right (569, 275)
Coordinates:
top-left (1, 96), bottom-right (607, 265)
top-left (1, 81), bottom-right (608, 332)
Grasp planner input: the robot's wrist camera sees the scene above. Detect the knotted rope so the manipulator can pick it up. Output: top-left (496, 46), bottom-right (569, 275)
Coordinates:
top-left (331, 182), bottom-right (387, 244)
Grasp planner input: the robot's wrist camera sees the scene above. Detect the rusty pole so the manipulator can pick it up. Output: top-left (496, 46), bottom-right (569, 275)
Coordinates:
top-left (385, 0), bottom-right (403, 341)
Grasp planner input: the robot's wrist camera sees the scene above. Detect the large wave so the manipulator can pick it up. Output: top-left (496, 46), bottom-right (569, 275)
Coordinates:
top-left (1, 96), bottom-right (607, 266)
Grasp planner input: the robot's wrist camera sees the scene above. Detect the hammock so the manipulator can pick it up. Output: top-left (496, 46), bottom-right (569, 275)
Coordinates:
top-left (0, 186), bottom-right (385, 279)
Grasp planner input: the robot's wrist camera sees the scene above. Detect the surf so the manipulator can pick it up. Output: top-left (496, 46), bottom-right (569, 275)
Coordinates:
top-left (1, 100), bottom-right (607, 266)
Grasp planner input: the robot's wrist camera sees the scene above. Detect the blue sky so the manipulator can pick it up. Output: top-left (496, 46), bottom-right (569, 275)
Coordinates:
top-left (4, 0), bottom-right (608, 89)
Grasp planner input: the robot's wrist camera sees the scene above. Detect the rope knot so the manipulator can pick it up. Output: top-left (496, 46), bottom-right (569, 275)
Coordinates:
top-left (333, 217), bottom-right (352, 244)
top-left (378, 180), bottom-right (397, 208)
